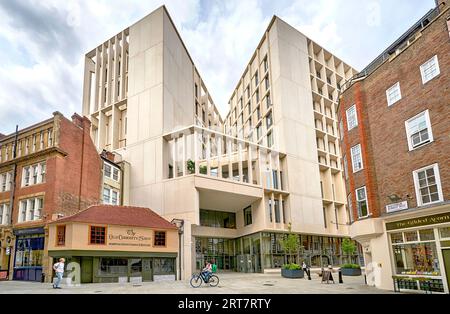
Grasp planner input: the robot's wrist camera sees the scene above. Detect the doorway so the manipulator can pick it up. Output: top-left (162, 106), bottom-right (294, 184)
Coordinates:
top-left (81, 257), bottom-right (93, 284)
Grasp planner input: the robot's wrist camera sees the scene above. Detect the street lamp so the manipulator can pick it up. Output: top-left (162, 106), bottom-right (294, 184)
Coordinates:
top-left (171, 219), bottom-right (185, 281)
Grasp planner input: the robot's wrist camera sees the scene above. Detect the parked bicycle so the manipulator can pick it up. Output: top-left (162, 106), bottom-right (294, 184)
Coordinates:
top-left (190, 272), bottom-right (219, 288)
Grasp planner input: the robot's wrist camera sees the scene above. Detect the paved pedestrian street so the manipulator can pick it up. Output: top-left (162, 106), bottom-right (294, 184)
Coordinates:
top-left (0, 273), bottom-right (395, 294)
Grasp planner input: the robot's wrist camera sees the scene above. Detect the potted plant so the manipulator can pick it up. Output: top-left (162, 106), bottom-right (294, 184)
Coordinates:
top-left (279, 224), bottom-right (305, 279)
top-left (281, 263), bottom-right (304, 279)
top-left (340, 239), bottom-right (362, 276)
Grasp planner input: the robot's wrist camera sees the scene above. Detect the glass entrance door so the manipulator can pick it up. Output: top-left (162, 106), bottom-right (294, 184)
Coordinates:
top-left (442, 249), bottom-right (450, 293)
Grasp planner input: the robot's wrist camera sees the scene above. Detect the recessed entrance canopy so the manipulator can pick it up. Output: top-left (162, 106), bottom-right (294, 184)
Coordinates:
top-left (198, 185), bottom-right (262, 213)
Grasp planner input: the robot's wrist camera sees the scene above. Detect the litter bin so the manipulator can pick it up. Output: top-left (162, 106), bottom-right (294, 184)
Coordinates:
top-left (41, 273), bottom-right (46, 283)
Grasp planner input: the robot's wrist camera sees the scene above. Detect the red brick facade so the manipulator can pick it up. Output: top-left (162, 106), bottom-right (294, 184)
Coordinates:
top-left (339, 7), bottom-right (450, 221)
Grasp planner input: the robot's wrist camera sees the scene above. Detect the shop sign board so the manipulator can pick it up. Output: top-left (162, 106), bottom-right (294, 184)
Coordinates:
top-left (108, 227), bottom-right (152, 248)
top-left (386, 212), bottom-right (450, 231)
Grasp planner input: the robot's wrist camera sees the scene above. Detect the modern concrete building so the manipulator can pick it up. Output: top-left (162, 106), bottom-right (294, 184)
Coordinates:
top-left (82, 5), bottom-right (361, 279)
top-left (338, 1), bottom-right (449, 293)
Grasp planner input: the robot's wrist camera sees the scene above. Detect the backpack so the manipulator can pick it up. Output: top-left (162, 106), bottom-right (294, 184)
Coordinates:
top-left (212, 264), bottom-right (217, 273)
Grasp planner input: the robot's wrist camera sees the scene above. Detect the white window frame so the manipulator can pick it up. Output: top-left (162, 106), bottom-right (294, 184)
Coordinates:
top-left (413, 163), bottom-right (443, 207)
top-left (22, 162), bottom-right (46, 187)
top-left (356, 186), bottom-right (369, 219)
top-left (17, 197), bottom-right (43, 223)
top-left (350, 144), bottom-right (364, 173)
top-left (386, 82), bottom-right (402, 106)
top-left (103, 162), bottom-right (121, 182)
top-left (405, 110), bottom-right (433, 151)
top-left (103, 186), bottom-right (120, 205)
top-left (346, 105), bottom-right (358, 131)
top-left (0, 203), bottom-right (10, 225)
top-left (420, 55), bottom-right (440, 84)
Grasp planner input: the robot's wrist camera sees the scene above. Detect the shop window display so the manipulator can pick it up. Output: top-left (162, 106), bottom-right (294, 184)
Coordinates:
top-left (393, 242), bottom-right (440, 276)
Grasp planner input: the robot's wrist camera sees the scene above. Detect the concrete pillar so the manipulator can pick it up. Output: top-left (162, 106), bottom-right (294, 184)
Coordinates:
top-left (238, 142), bottom-right (243, 182)
top-left (99, 44), bottom-right (107, 109)
top-left (119, 31), bottom-right (127, 100)
top-left (111, 105), bottom-right (120, 150)
top-left (193, 129), bottom-right (199, 174)
top-left (106, 40), bottom-right (113, 107)
top-left (182, 133), bottom-right (187, 176)
top-left (172, 136), bottom-right (178, 178)
top-left (98, 111), bottom-right (107, 149)
top-left (248, 144), bottom-right (253, 185)
top-left (279, 194), bottom-right (284, 225)
top-left (206, 132), bottom-right (211, 176)
top-left (217, 135), bottom-right (223, 178)
top-left (227, 138), bottom-right (233, 180)
top-left (94, 47), bottom-right (101, 112)
top-left (276, 152), bottom-right (281, 190)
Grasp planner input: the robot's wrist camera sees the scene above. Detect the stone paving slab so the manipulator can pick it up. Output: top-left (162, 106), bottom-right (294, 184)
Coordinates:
top-left (0, 273), bottom-right (395, 294)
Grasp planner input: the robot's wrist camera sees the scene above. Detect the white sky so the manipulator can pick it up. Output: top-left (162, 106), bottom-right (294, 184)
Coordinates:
top-left (0, 0), bottom-right (436, 134)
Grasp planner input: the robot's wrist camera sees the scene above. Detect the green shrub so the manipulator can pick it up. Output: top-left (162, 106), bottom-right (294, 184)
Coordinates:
top-left (341, 264), bottom-right (361, 269)
top-left (283, 263), bottom-right (301, 270)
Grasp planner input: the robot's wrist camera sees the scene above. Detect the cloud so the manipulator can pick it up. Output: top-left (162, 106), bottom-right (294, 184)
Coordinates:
top-left (0, 0), bottom-right (437, 134)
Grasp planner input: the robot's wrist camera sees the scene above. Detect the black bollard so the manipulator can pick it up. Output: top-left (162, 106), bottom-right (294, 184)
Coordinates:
top-left (339, 270), bottom-right (343, 284)
top-left (307, 268), bottom-right (311, 280)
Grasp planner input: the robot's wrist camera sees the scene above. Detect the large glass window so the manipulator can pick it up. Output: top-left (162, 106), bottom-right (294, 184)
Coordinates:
top-left (351, 144), bottom-right (363, 172)
top-left (346, 105), bottom-right (358, 131)
top-left (413, 164), bottom-right (443, 206)
top-left (200, 210), bottom-right (236, 229)
top-left (22, 162), bottom-right (46, 187)
top-left (14, 235), bottom-right (44, 268)
top-left (420, 55), bottom-right (440, 84)
top-left (274, 200), bottom-right (281, 223)
top-left (0, 203), bottom-right (10, 226)
top-left (153, 258), bottom-right (175, 275)
top-left (244, 206), bottom-right (252, 226)
top-left (18, 197), bottom-right (43, 223)
top-left (356, 187), bottom-right (369, 218)
top-left (405, 110), bottom-right (433, 150)
top-left (393, 242), bottom-right (440, 276)
top-left (99, 258), bottom-right (128, 276)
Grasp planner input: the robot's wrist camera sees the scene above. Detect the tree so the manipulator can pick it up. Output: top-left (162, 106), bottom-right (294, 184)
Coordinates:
top-left (341, 238), bottom-right (357, 264)
top-left (279, 223), bottom-right (303, 264)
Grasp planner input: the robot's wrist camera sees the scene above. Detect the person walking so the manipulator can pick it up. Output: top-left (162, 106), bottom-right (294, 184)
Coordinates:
top-left (53, 258), bottom-right (65, 289)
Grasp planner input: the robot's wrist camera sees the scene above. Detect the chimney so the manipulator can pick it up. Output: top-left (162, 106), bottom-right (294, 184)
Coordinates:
top-left (435, 0), bottom-right (446, 8)
top-left (71, 113), bottom-right (84, 128)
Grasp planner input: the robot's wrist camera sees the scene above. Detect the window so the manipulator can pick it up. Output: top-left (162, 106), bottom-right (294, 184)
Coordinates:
top-left (413, 164), bottom-right (443, 206)
top-left (265, 76), bottom-right (270, 90)
top-left (346, 105), bottom-right (358, 131)
top-left (263, 57), bottom-right (268, 72)
top-left (195, 83), bottom-right (198, 98)
top-left (22, 162), bottom-right (46, 187)
top-left (266, 94), bottom-right (272, 108)
top-left (254, 71), bottom-right (259, 86)
top-left (200, 210), bottom-right (236, 229)
top-left (0, 172), bottom-right (12, 192)
top-left (266, 112), bottom-right (273, 129)
top-left (103, 186), bottom-right (120, 205)
top-left (405, 110), bottom-right (433, 151)
top-left (56, 226), bottom-right (66, 246)
top-left (90, 226), bottom-right (106, 245)
top-left (386, 82), bottom-right (402, 106)
top-left (39, 131), bottom-right (44, 150)
top-left (256, 89), bottom-right (260, 103)
top-left (420, 55), bottom-right (440, 84)
top-left (350, 144), bottom-right (363, 172)
top-left (244, 206), bottom-right (252, 226)
top-left (104, 162), bottom-right (120, 182)
top-left (268, 199), bottom-right (273, 223)
top-left (0, 203), bottom-right (10, 225)
top-left (18, 197), bottom-right (43, 223)
top-left (154, 231), bottom-right (166, 247)
top-left (323, 207), bottom-right (327, 228)
top-left (274, 200), bottom-right (281, 223)
top-left (356, 187), bottom-right (369, 218)
top-left (267, 131), bottom-right (274, 148)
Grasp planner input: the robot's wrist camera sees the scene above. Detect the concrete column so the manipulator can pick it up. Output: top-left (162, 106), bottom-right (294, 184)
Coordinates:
top-left (113, 35), bottom-right (120, 104)
top-left (106, 40), bottom-right (113, 106)
top-left (227, 138), bottom-right (232, 180)
top-left (279, 194), bottom-right (284, 225)
top-left (94, 47), bottom-right (101, 112)
top-left (172, 136), bottom-right (178, 178)
top-left (248, 144), bottom-right (253, 185)
top-left (98, 111), bottom-right (107, 149)
top-left (193, 129), bottom-right (199, 174)
top-left (217, 135), bottom-right (222, 178)
top-left (258, 148), bottom-right (264, 187)
top-left (82, 56), bottom-right (95, 116)
top-left (268, 151), bottom-right (273, 189)
top-left (119, 31), bottom-right (127, 100)
top-left (271, 193), bottom-right (275, 226)
top-left (238, 142), bottom-right (243, 182)
top-left (182, 133), bottom-right (187, 176)
top-left (206, 132), bottom-right (211, 176)
top-left (99, 44), bottom-right (107, 109)
top-left (111, 105), bottom-right (120, 150)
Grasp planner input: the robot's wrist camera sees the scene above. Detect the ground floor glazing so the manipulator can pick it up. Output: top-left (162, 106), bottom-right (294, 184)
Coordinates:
top-left (195, 232), bottom-right (362, 273)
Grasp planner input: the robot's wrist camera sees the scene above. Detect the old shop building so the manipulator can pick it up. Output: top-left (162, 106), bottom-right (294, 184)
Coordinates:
top-left (0, 112), bottom-right (102, 282)
top-left (47, 205), bottom-right (178, 283)
top-left (338, 1), bottom-right (450, 293)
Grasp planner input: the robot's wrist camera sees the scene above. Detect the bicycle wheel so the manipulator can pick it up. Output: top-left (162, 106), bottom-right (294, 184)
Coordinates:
top-left (209, 275), bottom-right (219, 287)
top-left (190, 275), bottom-right (203, 288)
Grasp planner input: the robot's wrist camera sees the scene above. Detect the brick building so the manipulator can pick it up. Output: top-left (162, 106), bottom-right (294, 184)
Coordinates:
top-left (338, 1), bottom-right (450, 293)
top-left (0, 112), bottom-right (103, 282)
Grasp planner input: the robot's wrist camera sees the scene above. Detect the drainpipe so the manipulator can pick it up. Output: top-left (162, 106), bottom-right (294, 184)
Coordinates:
top-left (7, 125), bottom-right (19, 278)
